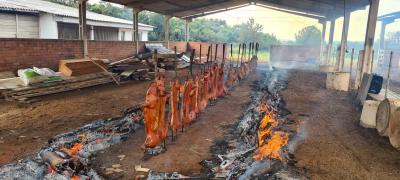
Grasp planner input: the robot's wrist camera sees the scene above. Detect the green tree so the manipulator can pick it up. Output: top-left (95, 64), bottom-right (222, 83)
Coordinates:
top-left (295, 26), bottom-right (321, 46)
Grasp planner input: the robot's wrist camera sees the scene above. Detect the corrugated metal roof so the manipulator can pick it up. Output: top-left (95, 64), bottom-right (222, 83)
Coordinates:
top-left (0, 0), bottom-right (153, 28)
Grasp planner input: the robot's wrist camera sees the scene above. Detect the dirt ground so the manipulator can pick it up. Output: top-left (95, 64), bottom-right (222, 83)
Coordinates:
top-left (90, 72), bottom-right (259, 179)
top-left (0, 81), bottom-right (150, 166)
top-left (1, 67), bottom-right (400, 180)
top-left (282, 70), bottom-right (400, 180)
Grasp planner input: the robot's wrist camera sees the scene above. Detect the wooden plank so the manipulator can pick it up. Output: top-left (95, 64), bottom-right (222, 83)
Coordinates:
top-left (6, 77), bottom-right (114, 101)
top-left (59, 59), bottom-right (107, 77)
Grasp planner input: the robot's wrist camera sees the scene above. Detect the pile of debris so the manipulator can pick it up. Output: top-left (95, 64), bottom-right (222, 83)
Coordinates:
top-left (199, 67), bottom-right (306, 179)
top-left (0, 105), bottom-right (143, 180)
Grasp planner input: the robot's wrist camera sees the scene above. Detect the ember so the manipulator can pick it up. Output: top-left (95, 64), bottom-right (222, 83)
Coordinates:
top-left (0, 105), bottom-right (143, 179)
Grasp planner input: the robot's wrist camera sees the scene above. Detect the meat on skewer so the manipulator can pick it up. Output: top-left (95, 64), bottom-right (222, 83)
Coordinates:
top-left (182, 79), bottom-right (194, 127)
top-left (195, 75), bottom-right (202, 113)
top-left (217, 64), bottom-right (226, 97)
top-left (143, 82), bottom-right (161, 148)
top-left (156, 76), bottom-right (168, 141)
top-left (169, 79), bottom-right (181, 132)
top-left (200, 70), bottom-right (210, 111)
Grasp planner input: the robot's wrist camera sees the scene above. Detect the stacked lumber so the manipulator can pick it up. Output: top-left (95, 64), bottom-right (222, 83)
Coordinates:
top-left (59, 59), bottom-right (107, 77)
top-left (2, 72), bottom-right (117, 102)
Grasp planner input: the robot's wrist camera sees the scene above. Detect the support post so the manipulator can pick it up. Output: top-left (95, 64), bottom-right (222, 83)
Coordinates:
top-left (361, 0), bottom-right (380, 76)
top-left (338, 11), bottom-right (351, 71)
top-left (326, 19), bottom-right (336, 65)
top-left (164, 15), bottom-right (171, 48)
top-left (78, 0), bottom-right (88, 57)
top-left (185, 18), bottom-right (191, 42)
top-left (319, 19), bottom-right (327, 64)
top-left (379, 22), bottom-right (387, 50)
top-left (132, 8), bottom-right (141, 54)
top-left (90, 25), bottom-right (94, 40)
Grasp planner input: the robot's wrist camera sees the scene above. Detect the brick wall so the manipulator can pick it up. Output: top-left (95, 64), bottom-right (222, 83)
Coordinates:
top-left (0, 39), bottom-right (230, 73)
top-left (0, 39), bottom-right (83, 73)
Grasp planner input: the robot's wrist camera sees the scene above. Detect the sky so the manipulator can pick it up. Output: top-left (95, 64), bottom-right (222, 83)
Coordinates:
top-left (90, 0), bottom-right (400, 42)
top-left (203, 0), bottom-right (400, 41)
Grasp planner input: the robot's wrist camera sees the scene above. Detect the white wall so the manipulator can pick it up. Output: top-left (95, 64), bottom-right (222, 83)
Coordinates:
top-left (39, 13), bottom-right (58, 39)
top-left (140, 30), bottom-right (148, 41)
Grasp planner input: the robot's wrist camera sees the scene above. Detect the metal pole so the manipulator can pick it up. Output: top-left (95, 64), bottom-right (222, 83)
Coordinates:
top-left (214, 44), bottom-right (218, 62)
top-left (174, 46), bottom-right (178, 77)
top-left (349, 48), bottom-right (355, 91)
top-left (199, 44), bottom-right (202, 64)
top-left (154, 49), bottom-right (158, 79)
top-left (385, 51), bottom-right (393, 99)
top-left (237, 44), bottom-right (241, 67)
top-left (230, 43), bottom-right (233, 64)
top-left (222, 43), bottom-right (226, 65)
top-left (206, 45), bottom-right (211, 68)
top-left (190, 49), bottom-right (195, 76)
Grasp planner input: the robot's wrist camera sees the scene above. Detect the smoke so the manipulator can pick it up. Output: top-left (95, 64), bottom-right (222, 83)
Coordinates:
top-left (238, 160), bottom-right (272, 180)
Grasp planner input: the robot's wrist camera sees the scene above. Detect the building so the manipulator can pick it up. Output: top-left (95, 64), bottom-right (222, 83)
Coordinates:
top-left (0, 0), bottom-right (154, 41)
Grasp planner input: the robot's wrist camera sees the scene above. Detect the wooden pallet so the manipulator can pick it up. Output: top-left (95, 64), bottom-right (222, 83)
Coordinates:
top-left (2, 73), bottom-right (118, 102)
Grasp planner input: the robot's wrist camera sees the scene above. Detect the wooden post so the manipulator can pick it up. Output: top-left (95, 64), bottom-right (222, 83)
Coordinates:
top-left (190, 49), bottom-right (195, 76)
top-left (247, 42), bottom-right (250, 61)
top-left (214, 44), bottom-right (218, 62)
top-left (210, 44), bottom-right (213, 64)
top-left (230, 43), bottom-right (233, 63)
top-left (154, 49), bottom-right (158, 79)
top-left (199, 44), bottom-right (202, 63)
top-left (242, 43), bottom-right (246, 63)
top-left (349, 48), bottom-right (355, 91)
top-left (206, 45), bottom-right (211, 68)
top-left (174, 46), bottom-right (177, 77)
top-left (78, 0), bottom-right (88, 57)
top-left (222, 43), bottom-right (226, 65)
top-left (237, 43), bottom-right (241, 67)
top-left (385, 51), bottom-right (393, 99)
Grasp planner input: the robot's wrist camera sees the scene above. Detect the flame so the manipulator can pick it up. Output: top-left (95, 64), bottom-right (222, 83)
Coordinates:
top-left (62, 143), bottom-right (83, 156)
top-left (254, 131), bottom-right (288, 160)
top-left (254, 103), bottom-right (288, 161)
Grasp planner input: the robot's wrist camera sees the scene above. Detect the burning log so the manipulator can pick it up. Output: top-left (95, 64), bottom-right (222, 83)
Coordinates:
top-left (199, 68), bottom-right (303, 179)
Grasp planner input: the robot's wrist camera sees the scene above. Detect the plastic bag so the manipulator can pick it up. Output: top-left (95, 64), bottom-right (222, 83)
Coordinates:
top-left (33, 67), bottom-right (58, 77)
top-left (17, 69), bottom-right (48, 86)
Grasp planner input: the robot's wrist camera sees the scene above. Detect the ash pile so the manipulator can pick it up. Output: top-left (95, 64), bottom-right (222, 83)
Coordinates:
top-left (0, 105), bottom-right (143, 180)
top-left (201, 68), bottom-right (306, 179)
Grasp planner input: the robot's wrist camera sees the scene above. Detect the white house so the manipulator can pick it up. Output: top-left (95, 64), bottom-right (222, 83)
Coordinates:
top-left (0, 0), bottom-right (154, 41)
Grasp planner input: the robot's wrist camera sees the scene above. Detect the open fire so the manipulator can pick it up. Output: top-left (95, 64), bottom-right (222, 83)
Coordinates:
top-left (198, 67), bottom-right (306, 179)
